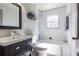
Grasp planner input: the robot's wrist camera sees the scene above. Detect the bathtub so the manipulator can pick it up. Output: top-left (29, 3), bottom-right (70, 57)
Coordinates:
top-left (32, 39), bottom-right (70, 56)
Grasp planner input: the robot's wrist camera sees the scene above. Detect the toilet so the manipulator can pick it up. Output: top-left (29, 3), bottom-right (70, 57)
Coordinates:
top-left (32, 43), bottom-right (48, 56)
top-left (32, 35), bottom-right (48, 56)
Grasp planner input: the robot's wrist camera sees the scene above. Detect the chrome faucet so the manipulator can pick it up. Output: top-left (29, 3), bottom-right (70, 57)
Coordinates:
top-left (11, 31), bottom-right (17, 39)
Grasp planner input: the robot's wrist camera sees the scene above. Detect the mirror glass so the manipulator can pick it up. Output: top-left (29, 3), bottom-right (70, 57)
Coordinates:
top-left (0, 3), bottom-right (19, 27)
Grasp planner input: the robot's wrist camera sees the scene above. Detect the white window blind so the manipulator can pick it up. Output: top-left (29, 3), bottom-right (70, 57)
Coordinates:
top-left (47, 15), bottom-right (58, 28)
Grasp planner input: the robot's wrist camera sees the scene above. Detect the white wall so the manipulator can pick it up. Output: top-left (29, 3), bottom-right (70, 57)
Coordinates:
top-left (0, 30), bottom-right (11, 37)
top-left (21, 3), bottom-right (40, 43)
top-left (18, 3), bottom-right (35, 35)
top-left (39, 6), bottom-right (66, 42)
top-left (0, 9), bottom-right (3, 25)
top-left (22, 3), bottom-right (69, 34)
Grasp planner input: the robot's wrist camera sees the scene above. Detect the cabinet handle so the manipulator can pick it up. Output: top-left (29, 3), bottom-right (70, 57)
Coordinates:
top-left (27, 42), bottom-right (31, 44)
top-left (16, 46), bottom-right (20, 50)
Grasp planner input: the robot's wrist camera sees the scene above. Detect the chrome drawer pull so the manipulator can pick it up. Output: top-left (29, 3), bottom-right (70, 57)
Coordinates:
top-left (16, 46), bottom-right (20, 50)
top-left (27, 42), bottom-right (30, 44)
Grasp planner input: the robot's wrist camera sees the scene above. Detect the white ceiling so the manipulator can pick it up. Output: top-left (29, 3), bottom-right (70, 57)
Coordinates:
top-left (22, 3), bottom-right (66, 11)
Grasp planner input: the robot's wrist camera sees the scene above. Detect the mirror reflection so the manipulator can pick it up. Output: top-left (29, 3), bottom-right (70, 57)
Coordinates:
top-left (0, 3), bottom-right (19, 27)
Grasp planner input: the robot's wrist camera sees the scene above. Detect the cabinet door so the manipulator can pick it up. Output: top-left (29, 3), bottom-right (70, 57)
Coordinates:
top-left (8, 40), bottom-right (28, 55)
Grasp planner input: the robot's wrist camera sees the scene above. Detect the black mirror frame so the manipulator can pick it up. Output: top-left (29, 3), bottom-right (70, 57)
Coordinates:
top-left (0, 3), bottom-right (22, 29)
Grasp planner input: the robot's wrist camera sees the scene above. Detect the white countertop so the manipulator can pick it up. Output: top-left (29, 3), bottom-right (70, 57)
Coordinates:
top-left (0, 35), bottom-right (32, 46)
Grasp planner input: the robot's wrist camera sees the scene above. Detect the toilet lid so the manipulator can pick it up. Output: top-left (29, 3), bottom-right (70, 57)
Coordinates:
top-left (35, 43), bottom-right (49, 48)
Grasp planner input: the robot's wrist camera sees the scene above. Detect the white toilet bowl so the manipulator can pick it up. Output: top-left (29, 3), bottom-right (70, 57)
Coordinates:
top-left (32, 42), bottom-right (47, 56)
top-left (32, 42), bottom-right (61, 56)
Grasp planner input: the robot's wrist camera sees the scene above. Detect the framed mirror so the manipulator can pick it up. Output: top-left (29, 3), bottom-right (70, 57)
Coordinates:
top-left (0, 3), bottom-right (22, 29)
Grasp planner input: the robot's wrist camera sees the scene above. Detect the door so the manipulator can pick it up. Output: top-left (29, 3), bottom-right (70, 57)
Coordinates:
top-left (73, 3), bottom-right (79, 56)
top-left (69, 3), bottom-right (78, 56)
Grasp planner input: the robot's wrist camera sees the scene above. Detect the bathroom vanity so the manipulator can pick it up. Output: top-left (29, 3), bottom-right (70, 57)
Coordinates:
top-left (0, 35), bottom-right (32, 56)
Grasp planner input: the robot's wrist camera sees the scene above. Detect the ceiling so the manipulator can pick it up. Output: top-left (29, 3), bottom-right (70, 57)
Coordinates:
top-left (22, 3), bottom-right (66, 11)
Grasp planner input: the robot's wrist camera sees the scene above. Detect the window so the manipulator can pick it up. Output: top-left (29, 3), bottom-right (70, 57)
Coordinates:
top-left (47, 15), bottom-right (58, 28)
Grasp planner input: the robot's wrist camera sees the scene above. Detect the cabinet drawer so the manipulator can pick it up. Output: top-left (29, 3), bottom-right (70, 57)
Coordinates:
top-left (8, 41), bottom-right (27, 55)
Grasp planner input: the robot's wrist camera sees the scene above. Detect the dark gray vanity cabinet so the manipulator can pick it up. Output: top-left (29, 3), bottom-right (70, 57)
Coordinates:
top-left (0, 38), bottom-right (32, 56)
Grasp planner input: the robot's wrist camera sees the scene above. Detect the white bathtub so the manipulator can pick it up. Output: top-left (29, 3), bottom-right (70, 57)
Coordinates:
top-left (33, 40), bottom-right (70, 56)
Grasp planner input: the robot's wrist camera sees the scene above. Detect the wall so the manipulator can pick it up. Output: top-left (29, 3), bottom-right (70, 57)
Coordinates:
top-left (21, 3), bottom-right (40, 43)
top-left (0, 30), bottom-right (11, 37)
top-left (15, 3), bottom-right (37, 36)
top-left (22, 3), bottom-right (70, 44)
top-left (0, 10), bottom-right (3, 25)
top-left (22, 3), bottom-right (68, 41)
top-left (20, 4), bottom-right (34, 35)
top-left (39, 6), bottom-right (66, 42)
